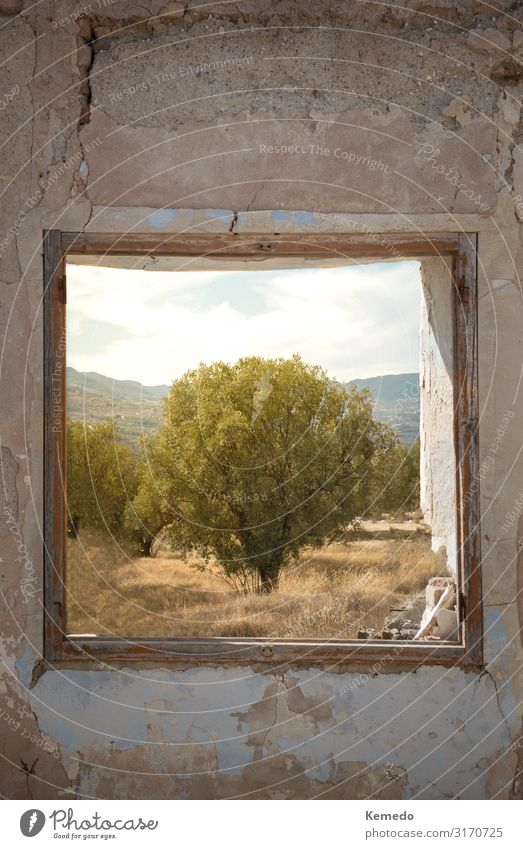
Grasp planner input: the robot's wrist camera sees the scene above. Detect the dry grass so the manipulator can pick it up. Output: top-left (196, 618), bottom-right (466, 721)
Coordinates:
top-left (66, 531), bottom-right (447, 639)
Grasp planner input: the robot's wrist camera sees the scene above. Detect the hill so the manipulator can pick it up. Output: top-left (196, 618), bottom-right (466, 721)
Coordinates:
top-left (66, 367), bottom-right (420, 445)
top-left (347, 373), bottom-right (419, 445)
top-left (66, 367), bottom-right (167, 444)
top-left (67, 366), bottom-right (169, 403)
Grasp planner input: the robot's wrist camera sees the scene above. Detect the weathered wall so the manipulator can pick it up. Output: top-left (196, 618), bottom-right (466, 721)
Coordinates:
top-left (1, 0), bottom-right (523, 799)
top-left (419, 256), bottom-right (457, 576)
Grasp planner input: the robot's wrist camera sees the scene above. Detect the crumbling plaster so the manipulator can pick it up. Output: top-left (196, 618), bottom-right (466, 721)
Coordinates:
top-left (1, 0), bottom-right (523, 799)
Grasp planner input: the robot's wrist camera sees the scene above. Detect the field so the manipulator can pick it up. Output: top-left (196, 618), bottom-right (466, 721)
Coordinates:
top-left (66, 531), bottom-right (446, 639)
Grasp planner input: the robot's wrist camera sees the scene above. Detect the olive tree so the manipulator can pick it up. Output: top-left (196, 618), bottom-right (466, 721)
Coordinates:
top-left (123, 451), bottom-right (169, 556)
top-left (67, 420), bottom-right (137, 539)
top-left (371, 438), bottom-right (420, 515)
top-left (132, 356), bottom-right (392, 592)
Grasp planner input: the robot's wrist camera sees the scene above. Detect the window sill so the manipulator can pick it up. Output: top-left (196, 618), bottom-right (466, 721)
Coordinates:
top-left (59, 635), bottom-right (473, 669)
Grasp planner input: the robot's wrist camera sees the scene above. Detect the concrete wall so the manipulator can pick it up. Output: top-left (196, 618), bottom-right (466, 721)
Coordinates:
top-left (1, 1), bottom-right (523, 799)
top-left (419, 256), bottom-right (457, 577)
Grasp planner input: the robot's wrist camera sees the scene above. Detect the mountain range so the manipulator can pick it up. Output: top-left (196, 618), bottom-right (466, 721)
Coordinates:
top-left (66, 366), bottom-right (419, 445)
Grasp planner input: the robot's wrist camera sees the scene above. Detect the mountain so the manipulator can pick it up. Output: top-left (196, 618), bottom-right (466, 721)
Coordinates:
top-left (66, 367), bottom-right (168, 444)
top-left (346, 372), bottom-right (419, 445)
top-left (66, 367), bottom-right (420, 445)
top-left (348, 372), bottom-right (419, 404)
top-left (66, 366), bottom-right (169, 403)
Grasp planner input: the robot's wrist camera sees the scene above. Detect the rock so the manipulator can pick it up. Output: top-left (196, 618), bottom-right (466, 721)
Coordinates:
top-left (417, 578), bottom-right (457, 640)
top-left (384, 592), bottom-right (426, 631)
top-left (434, 607), bottom-right (459, 640)
top-left (425, 576), bottom-right (454, 609)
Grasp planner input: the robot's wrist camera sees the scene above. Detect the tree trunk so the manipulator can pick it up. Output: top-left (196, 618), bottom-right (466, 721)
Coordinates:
top-left (141, 536), bottom-right (154, 557)
top-left (258, 563), bottom-right (280, 593)
top-left (68, 516), bottom-right (80, 538)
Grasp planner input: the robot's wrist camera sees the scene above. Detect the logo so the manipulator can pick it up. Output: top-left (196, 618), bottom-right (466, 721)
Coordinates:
top-left (20, 810), bottom-right (46, 837)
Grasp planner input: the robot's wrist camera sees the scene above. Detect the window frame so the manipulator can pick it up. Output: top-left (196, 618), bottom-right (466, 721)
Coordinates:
top-left (43, 228), bottom-right (482, 669)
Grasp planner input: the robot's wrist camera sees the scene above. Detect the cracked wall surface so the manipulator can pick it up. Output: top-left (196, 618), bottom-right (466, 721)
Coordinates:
top-left (1, 0), bottom-right (523, 799)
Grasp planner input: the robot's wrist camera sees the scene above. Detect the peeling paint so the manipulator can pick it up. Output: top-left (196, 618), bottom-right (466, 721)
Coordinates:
top-left (14, 643), bottom-right (39, 691)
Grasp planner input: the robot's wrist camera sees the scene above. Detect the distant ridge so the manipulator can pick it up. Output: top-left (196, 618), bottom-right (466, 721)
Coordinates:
top-left (66, 366), bottom-right (169, 404)
top-left (67, 367), bottom-right (420, 444)
top-left (347, 372), bottom-right (419, 445)
top-left (348, 372), bottom-right (419, 403)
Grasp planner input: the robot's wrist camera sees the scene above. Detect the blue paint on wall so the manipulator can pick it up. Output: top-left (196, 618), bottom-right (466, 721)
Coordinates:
top-left (215, 740), bottom-right (251, 775)
top-left (293, 212), bottom-right (317, 226)
top-left (148, 209), bottom-right (179, 228)
top-left (15, 643), bottom-right (39, 690)
top-left (271, 211), bottom-right (292, 223)
top-left (484, 607), bottom-right (512, 658)
top-left (205, 209), bottom-right (232, 220)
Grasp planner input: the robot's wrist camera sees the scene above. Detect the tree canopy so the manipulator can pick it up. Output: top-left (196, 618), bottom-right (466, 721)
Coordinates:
top-left (131, 355), bottom-right (397, 591)
top-left (67, 420), bottom-right (138, 539)
top-left (371, 438), bottom-right (420, 515)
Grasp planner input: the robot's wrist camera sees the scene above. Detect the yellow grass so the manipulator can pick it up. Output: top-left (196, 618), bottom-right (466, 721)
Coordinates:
top-left (66, 531), bottom-right (447, 639)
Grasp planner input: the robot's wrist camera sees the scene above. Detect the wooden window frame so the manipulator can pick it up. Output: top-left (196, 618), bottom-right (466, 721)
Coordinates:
top-left (43, 229), bottom-right (482, 669)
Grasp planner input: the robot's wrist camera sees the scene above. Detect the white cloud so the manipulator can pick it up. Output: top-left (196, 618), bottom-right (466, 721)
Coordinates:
top-left (67, 261), bottom-right (420, 385)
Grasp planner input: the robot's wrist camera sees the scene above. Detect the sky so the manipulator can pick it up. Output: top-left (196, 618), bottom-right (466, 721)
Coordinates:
top-left (66, 260), bottom-right (421, 386)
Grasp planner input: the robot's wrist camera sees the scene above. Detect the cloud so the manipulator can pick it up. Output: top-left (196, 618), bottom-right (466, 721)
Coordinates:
top-left (66, 261), bottom-right (420, 385)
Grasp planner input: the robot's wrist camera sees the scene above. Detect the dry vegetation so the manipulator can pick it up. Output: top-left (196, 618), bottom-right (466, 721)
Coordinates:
top-left (66, 531), bottom-right (447, 639)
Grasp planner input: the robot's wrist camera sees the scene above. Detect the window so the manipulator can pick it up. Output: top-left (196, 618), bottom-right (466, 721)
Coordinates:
top-left (43, 229), bottom-right (481, 667)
